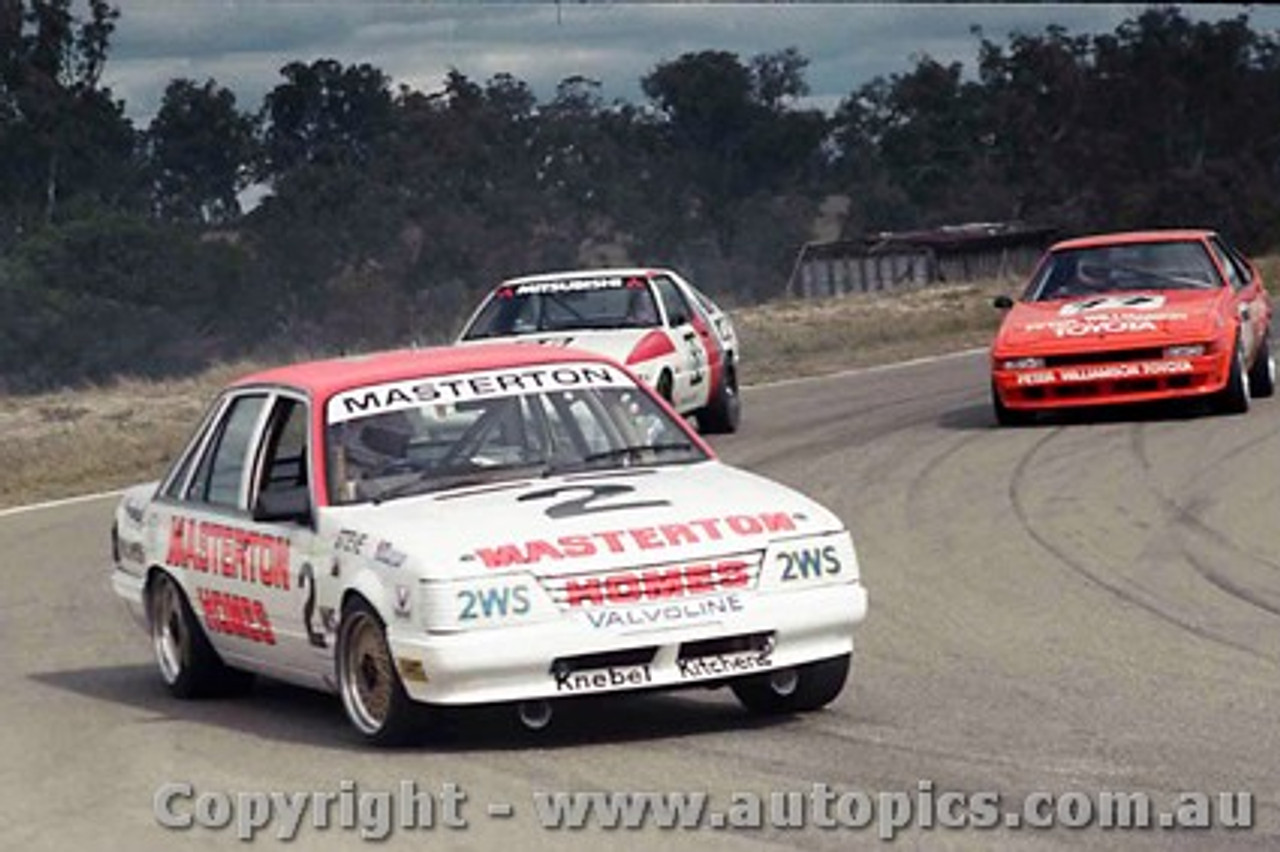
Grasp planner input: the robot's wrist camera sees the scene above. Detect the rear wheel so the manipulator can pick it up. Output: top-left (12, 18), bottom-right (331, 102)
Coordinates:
top-left (731, 654), bottom-right (850, 714)
top-left (695, 361), bottom-right (740, 434)
top-left (336, 599), bottom-right (421, 746)
top-left (148, 573), bottom-right (252, 698)
top-left (1215, 340), bottom-right (1251, 414)
top-left (1247, 332), bottom-right (1275, 398)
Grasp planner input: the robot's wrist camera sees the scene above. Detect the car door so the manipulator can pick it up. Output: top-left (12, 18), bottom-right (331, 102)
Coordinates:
top-left (157, 389), bottom-right (326, 684)
top-left (652, 275), bottom-right (710, 409)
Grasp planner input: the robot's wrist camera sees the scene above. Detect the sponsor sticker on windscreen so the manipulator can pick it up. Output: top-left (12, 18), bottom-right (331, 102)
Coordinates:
top-left (512, 277), bottom-right (627, 295)
top-left (327, 363), bottom-right (631, 423)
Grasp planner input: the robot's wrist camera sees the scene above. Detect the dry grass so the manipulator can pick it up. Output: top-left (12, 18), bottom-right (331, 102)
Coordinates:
top-left (0, 362), bottom-right (264, 508)
top-left (0, 278), bottom-right (1018, 509)
top-left (733, 278), bottom-right (1011, 385)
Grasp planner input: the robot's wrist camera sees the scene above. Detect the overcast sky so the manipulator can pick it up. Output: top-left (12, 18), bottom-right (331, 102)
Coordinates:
top-left (103, 3), bottom-right (1280, 125)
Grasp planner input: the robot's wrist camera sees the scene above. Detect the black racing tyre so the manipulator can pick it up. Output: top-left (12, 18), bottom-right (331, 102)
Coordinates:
top-left (695, 361), bottom-right (741, 434)
top-left (992, 382), bottom-right (1034, 427)
top-left (655, 370), bottom-right (674, 404)
top-left (1215, 339), bottom-right (1251, 414)
top-left (148, 572), bottom-right (253, 698)
top-left (731, 654), bottom-right (850, 715)
top-left (336, 598), bottom-right (421, 746)
top-left (1247, 332), bottom-right (1275, 398)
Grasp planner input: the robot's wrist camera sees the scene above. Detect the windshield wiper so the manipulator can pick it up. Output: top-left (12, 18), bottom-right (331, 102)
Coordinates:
top-left (371, 464), bottom-right (542, 504)
top-left (542, 441), bottom-right (698, 475)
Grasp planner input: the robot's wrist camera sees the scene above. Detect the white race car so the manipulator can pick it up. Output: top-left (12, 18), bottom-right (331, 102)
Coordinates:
top-left (110, 345), bottom-right (866, 744)
top-left (457, 268), bottom-right (741, 433)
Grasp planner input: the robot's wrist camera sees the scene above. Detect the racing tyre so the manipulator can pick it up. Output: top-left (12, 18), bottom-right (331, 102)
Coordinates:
top-left (1247, 333), bottom-right (1275, 398)
top-left (991, 382), bottom-right (1034, 427)
top-left (148, 572), bottom-right (253, 698)
top-left (731, 654), bottom-right (850, 715)
top-left (655, 370), bottom-right (674, 404)
top-left (336, 599), bottom-right (421, 746)
top-left (695, 361), bottom-right (741, 434)
top-left (1215, 340), bottom-right (1251, 414)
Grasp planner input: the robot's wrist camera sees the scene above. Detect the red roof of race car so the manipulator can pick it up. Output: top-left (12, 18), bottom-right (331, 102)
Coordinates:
top-left (1050, 229), bottom-right (1216, 252)
top-left (232, 344), bottom-right (620, 400)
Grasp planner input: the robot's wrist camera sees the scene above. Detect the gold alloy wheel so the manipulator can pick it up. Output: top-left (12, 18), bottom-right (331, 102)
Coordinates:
top-left (339, 609), bottom-right (395, 734)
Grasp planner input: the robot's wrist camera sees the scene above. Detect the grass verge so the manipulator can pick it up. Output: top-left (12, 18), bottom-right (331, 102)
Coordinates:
top-left (0, 278), bottom-right (1013, 510)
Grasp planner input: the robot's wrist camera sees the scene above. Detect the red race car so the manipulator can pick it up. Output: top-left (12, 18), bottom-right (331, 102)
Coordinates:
top-left (990, 229), bottom-right (1275, 425)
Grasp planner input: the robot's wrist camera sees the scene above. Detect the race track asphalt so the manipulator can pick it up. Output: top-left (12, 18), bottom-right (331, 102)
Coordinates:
top-left (2, 350), bottom-right (1277, 850)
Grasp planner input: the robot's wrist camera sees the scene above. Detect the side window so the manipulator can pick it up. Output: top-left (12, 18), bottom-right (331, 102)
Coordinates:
top-left (187, 394), bottom-right (269, 509)
top-left (1217, 238), bottom-right (1254, 289)
top-left (691, 286), bottom-right (721, 317)
top-left (653, 277), bottom-right (694, 327)
top-left (257, 397), bottom-right (310, 500)
top-left (160, 398), bottom-right (225, 501)
top-left (1209, 238), bottom-right (1248, 291)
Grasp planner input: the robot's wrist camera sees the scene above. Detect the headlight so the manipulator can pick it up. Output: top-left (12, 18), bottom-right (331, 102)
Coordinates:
top-left (1164, 344), bottom-right (1206, 358)
top-left (419, 573), bottom-right (559, 633)
top-left (1000, 357), bottom-right (1045, 370)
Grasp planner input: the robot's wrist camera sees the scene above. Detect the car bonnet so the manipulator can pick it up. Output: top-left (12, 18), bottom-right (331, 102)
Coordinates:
top-left (995, 288), bottom-right (1226, 353)
top-left (321, 461), bottom-right (845, 580)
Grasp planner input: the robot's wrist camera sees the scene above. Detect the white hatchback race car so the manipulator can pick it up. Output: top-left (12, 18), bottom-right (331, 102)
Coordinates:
top-left (457, 268), bottom-right (741, 433)
top-left (110, 345), bottom-right (866, 744)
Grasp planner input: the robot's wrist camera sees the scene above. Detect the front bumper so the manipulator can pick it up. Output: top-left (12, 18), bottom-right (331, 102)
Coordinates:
top-left (992, 351), bottom-right (1230, 410)
top-left (112, 566), bottom-right (150, 630)
top-left (386, 582), bottom-right (867, 705)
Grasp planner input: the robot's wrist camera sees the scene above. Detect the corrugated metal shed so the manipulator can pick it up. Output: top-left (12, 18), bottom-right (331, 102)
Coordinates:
top-left (788, 222), bottom-right (1058, 298)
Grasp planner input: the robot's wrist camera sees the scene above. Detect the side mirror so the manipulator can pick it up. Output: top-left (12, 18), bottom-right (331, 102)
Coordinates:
top-left (993, 295), bottom-right (1015, 310)
top-left (253, 486), bottom-right (313, 526)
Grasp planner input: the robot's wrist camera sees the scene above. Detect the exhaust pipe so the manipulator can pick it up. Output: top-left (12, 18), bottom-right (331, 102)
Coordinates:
top-left (517, 699), bottom-right (553, 731)
top-left (769, 668), bottom-right (799, 697)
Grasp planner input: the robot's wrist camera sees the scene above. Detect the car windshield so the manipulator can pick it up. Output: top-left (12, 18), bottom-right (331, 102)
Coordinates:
top-left (1026, 242), bottom-right (1223, 301)
top-left (324, 362), bottom-right (706, 505)
top-left (461, 276), bottom-right (661, 338)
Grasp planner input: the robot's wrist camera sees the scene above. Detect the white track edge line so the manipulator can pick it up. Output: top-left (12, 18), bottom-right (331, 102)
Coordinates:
top-left (1, 346), bottom-right (988, 518)
top-left (0, 488), bottom-right (125, 519)
top-left (743, 346), bottom-right (986, 392)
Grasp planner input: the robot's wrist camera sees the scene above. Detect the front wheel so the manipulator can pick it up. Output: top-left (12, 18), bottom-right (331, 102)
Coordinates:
top-left (336, 599), bottom-right (421, 746)
top-left (1247, 332), bottom-right (1275, 398)
top-left (731, 654), bottom-right (850, 714)
top-left (1214, 340), bottom-right (1251, 414)
top-left (992, 382), bottom-right (1034, 427)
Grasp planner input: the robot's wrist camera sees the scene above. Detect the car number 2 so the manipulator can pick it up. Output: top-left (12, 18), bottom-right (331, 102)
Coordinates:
top-left (518, 483), bottom-right (670, 519)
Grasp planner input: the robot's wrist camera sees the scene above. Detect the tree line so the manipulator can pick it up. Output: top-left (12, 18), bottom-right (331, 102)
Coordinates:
top-left (3, 2), bottom-right (1279, 391)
